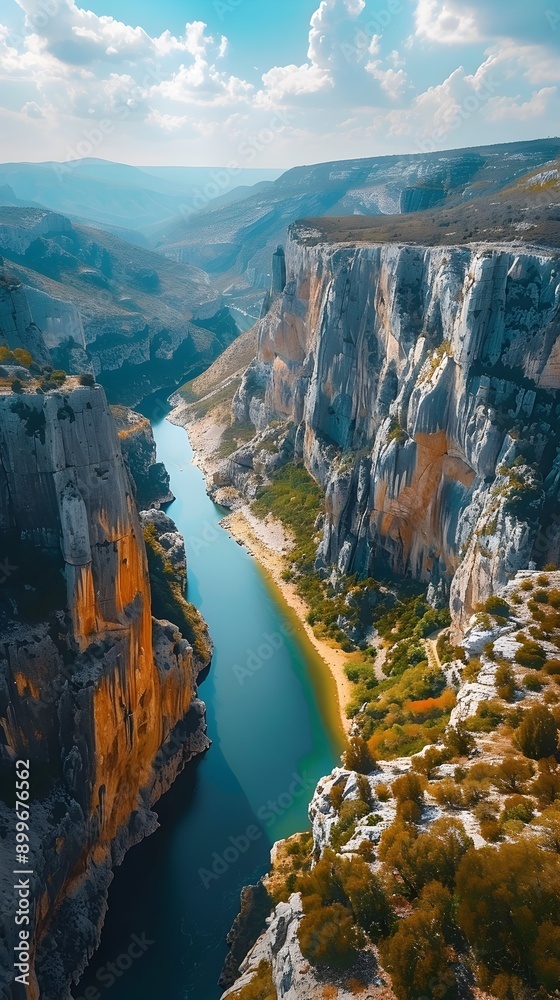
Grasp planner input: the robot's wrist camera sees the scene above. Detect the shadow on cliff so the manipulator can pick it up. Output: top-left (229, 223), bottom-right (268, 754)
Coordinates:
top-left (75, 743), bottom-right (273, 1000)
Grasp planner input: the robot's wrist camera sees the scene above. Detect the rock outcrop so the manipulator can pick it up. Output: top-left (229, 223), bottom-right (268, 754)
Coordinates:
top-left (0, 382), bottom-right (210, 999)
top-left (223, 227), bottom-right (560, 623)
top-left (111, 405), bottom-right (174, 507)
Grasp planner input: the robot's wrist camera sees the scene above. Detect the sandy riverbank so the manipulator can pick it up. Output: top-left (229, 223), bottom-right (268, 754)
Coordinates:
top-left (221, 506), bottom-right (354, 735)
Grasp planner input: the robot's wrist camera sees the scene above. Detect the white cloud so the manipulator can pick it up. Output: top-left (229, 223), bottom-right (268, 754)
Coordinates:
top-left (487, 86), bottom-right (557, 121)
top-left (21, 99), bottom-right (44, 117)
top-left (415, 0), bottom-right (480, 45)
top-left (257, 0), bottom-right (373, 105)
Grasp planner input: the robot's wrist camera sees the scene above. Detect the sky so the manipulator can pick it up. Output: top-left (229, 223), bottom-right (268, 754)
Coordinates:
top-left (0, 0), bottom-right (559, 167)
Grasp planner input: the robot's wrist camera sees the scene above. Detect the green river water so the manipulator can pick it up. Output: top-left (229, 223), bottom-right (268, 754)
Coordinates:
top-left (76, 405), bottom-right (343, 1000)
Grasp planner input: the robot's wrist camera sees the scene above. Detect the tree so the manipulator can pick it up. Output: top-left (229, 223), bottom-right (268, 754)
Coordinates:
top-left (11, 379), bottom-right (23, 394)
top-left (79, 372), bottom-right (96, 387)
top-left (380, 882), bottom-right (458, 1000)
top-left (456, 841), bottom-right (560, 988)
top-left (516, 705), bottom-right (558, 760)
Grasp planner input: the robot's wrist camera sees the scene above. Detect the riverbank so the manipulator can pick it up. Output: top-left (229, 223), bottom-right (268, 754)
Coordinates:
top-left (222, 506), bottom-right (353, 735)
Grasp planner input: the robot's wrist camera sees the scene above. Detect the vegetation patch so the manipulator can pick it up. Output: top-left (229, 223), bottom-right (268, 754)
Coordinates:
top-left (143, 523), bottom-right (211, 664)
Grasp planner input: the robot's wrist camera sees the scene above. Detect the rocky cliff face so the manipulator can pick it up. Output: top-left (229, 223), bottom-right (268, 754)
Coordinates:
top-left (111, 405), bottom-right (173, 508)
top-left (0, 382), bottom-right (210, 999)
top-left (224, 227), bottom-right (560, 622)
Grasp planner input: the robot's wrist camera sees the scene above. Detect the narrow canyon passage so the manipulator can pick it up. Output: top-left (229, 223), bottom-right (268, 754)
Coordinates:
top-left (76, 406), bottom-right (344, 1000)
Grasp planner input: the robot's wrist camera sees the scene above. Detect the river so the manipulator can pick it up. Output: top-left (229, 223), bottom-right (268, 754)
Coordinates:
top-left (76, 405), bottom-right (344, 1000)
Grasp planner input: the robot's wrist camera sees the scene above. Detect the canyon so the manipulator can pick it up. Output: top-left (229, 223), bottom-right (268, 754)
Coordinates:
top-left (0, 138), bottom-right (559, 1000)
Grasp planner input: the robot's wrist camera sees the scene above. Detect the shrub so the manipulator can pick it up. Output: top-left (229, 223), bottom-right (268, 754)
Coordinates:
top-left (443, 724), bottom-right (474, 758)
top-left (12, 348), bottom-right (33, 366)
top-left (343, 736), bottom-right (377, 774)
top-left (11, 378), bottom-right (24, 393)
top-left (483, 596), bottom-right (511, 619)
top-left (379, 882), bottom-right (457, 1000)
top-left (392, 772), bottom-right (425, 806)
top-left (79, 373), bottom-right (96, 387)
top-left (545, 659), bottom-right (560, 677)
top-left (233, 960), bottom-right (277, 1000)
top-left (520, 580), bottom-right (533, 591)
top-left (375, 782), bottom-right (391, 801)
top-left (500, 795), bottom-right (534, 824)
top-left (532, 762), bottom-right (560, 806)
top-left (523, 672), bottom-right (545, 692)
top-left (496, 664), bottom-right (516, 701)
top-left (515, 641), bottom-right (547, 671)
top-left (379, 817), bottom-right (472, 898)
top-left (516, 705), bottom-right (559, 760)
top-left (494, 757), bottom-right (534, 794)
top-left (480, 818), bottom-right (503, 842)
top-left (534, 589), bottom-right (550, 604)
top-left (430, 778), bottom-right (464, 809)
top-left (456, 841), bottom-right (560, 989)
top-left (330, 799), bottom-right (371, 851)
top-left (298, 902), bottom-right (363, 969)
top-left (465, 700), bottom-right (505, 733)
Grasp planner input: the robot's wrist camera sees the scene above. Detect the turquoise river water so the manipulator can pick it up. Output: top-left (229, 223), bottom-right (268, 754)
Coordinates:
top-left (76, 406), bottom-right (343, 1000)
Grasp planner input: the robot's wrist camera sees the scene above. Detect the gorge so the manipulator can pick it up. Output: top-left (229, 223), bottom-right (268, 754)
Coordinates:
top-left (1, 140), bottom-right (560, 1000)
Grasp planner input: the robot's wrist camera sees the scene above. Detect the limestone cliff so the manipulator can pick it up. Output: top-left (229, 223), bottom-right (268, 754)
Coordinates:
top-left (0, 382), bottom-right (210, 999)
top-left (111, 404), bottom-right (173, 508)
top-left (222, 226), bottom-right (560, 622)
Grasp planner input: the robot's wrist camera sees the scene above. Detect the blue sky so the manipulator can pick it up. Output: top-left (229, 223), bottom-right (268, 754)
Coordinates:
top-left (0, 0), bottom-right (559, 166)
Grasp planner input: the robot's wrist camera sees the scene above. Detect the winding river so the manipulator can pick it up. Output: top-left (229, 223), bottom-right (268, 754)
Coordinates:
top-left (76, 405), bottom-right (344, 1000)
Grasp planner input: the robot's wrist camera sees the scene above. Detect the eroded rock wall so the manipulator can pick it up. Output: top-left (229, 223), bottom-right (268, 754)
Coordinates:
top-left (0, 384), bottom-right (210, 999)
top-left (227, 230), bottom-right (560, 620)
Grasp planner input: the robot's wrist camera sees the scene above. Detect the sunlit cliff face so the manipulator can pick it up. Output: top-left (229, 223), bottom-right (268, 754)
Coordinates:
top-left (231, 233), bottom-right (560, 619)
top-left (0, 383), bottom-right (201, 991)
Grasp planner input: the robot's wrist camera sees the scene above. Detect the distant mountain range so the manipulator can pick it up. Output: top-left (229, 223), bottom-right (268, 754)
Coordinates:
top-left (0, 205), bottom-right (237, 404)
top-left (0, 159), bottom-right (283, 234)
top-left (149, 137), bottom-right (560, 315)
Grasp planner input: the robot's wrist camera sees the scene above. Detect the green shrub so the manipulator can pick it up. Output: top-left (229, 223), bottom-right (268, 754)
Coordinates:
top-left (483, 596), bottom-right (511, 619)
top-left (501, 795), bottom-right (534, 824)
top-left (330, 799), bottom-right (371, 851)
top-left (515, 640), bottom-right (547, 671)
top-left (516, 705), bottom-right (559, 760)
top-left (523, 672), bottom-right (545, 692)
top-left (496, 664), bottom-right (516, 701)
